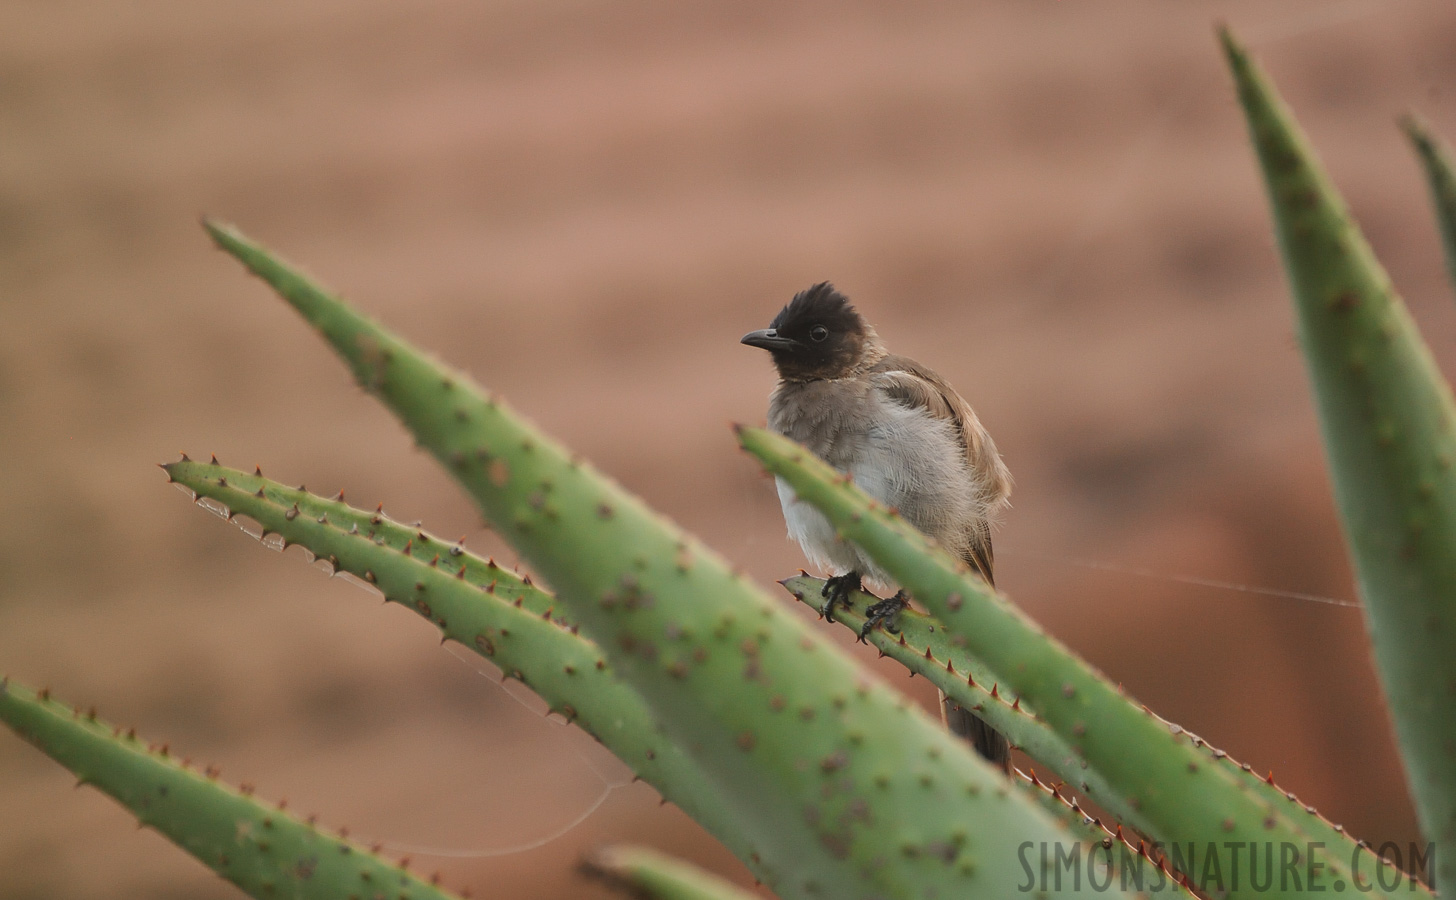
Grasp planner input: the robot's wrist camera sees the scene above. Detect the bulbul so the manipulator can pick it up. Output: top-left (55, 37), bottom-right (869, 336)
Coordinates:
top-left (743, 282), bottom-right (1014, 770)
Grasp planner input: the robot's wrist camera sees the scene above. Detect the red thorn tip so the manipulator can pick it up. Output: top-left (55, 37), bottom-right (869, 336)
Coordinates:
top-left (991, 683), bottom-right (1000, 699)
top-left (945, 659), bottom-right (955, 674)
top-left (211, 454), bottom-right (219, 464)
top-left (1029, 768), bottom-right (1042, 786)
top-left (255, 465), bottom-right (262, 476)
top-left (923, 646), bottom-right (933, 661)
top-left (1012, 697), bottom-right (1021, 710)
top-left (897, 634), bottom-right (906, 646)
top-left (966, 672), bottom-right (975, 687)
top-left (377, 503), bottom-right (384, 513)
top-left (1266, 771), bottom-right (1276, 786)
top-left (180, 452), bottom-right (190, 461)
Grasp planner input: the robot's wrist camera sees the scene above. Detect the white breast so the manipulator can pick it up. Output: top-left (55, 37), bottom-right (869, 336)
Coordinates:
top-left (772, 389), bottom-right (981, 591)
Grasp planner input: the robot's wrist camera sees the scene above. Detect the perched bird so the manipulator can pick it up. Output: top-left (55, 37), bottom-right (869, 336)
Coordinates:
top-left (742, 282), bottom-right (1013, 769)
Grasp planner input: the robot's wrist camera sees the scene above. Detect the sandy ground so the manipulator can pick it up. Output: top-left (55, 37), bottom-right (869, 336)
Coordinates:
top-left (4, 2), bottom-right (1456, 897)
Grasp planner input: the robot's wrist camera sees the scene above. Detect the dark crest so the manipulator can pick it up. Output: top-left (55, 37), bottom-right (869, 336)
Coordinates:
top-left (770, 282), bottom-right (862, 337)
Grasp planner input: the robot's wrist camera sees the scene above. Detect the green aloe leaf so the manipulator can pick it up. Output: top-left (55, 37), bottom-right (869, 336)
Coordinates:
top-left (738, 424), bottom-right (1421, 898)
top-left (0, 678), bottom-right (463, 900)
top-left (787, 573), bottom-right (1402, 883)
top-left (580, 846), bottom-right (760, 900)
top-left (780, 574), bottom-right (1387, 880)
top-left (778, 574), bottom-right (1138, 833)
top-left (164, 458), bottom-right (767, 878)
top-left (1015, 772), bottom-right (1196, 897)
top-left (1403, 114), bottom-right (1456, 293)
top-left (204, 221), bottom-right (1107, 900)
top-left (1224, 29), bottom-right (1456, 889)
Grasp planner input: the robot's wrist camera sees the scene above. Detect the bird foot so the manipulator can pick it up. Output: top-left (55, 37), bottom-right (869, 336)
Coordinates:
top-left (859, 590), bottom-right (909, 642)
top-left (820, 571), bottom-right (862, 624)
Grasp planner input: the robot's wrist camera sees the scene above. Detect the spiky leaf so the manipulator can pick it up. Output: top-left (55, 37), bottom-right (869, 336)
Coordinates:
top-left (782, 573), bottom-right (1397, 880)
top-left (0, 679), bottom-right (462, 900)
top-left (1224, 30), bottom-right (1456, 888)
top-left (164, 459), bottom-right (766, 877)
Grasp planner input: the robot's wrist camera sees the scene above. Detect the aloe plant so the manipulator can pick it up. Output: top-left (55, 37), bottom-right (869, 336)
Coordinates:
top-left (200, 221), bottom-right (1109, 900)
top-left (2, 25), bottom-right (1450, 899)
top-left (162, 458), bottom-right (768, 877)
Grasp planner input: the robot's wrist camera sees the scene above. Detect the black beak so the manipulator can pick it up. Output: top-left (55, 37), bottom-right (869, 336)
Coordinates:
top-left (741, 328), bottom-right (799, 352)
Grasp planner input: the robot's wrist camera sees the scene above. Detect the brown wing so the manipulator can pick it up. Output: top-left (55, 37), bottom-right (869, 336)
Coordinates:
top-left (868, 354), bottom-right (1011, 586)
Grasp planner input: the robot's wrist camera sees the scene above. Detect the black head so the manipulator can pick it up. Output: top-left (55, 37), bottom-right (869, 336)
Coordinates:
top-left (741, 283), bottom-right (875, 381)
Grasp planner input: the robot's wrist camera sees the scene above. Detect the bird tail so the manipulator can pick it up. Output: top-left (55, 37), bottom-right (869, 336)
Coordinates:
top-left (942, 692), bottom-right (1011, 773)
top-left (943, 535), bottom-right (1011, 771)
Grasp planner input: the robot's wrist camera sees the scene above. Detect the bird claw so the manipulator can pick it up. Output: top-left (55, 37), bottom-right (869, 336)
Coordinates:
top-left (858, 591), bottom-right (908, 642)
top-left (820, 571), bottom-right (862, 624)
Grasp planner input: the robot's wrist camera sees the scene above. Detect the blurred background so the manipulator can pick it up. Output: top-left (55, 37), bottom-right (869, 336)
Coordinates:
top-left (4, 1), bottom-right (1456, 897)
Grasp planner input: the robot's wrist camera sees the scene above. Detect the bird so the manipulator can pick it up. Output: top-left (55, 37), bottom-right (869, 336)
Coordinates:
top-left (742, 282), bottom-right (1014, 770)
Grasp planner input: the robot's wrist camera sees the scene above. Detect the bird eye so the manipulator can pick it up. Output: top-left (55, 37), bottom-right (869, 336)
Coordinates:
top-left (810, 325), bottom-right (829, 342)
